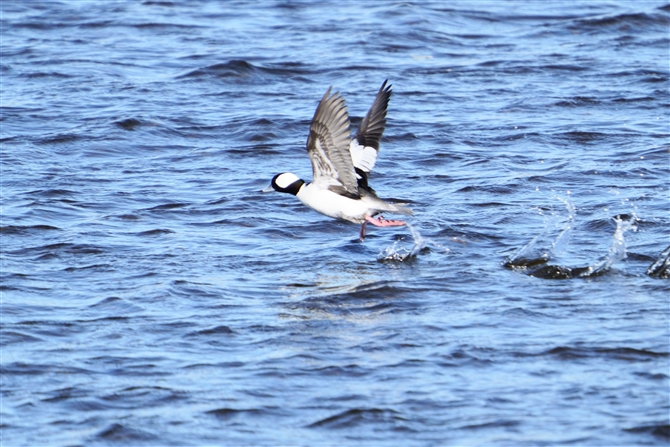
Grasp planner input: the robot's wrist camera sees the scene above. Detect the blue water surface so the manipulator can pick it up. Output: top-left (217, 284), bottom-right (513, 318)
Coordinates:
top-left (1, 1), bottom-right (669, 445)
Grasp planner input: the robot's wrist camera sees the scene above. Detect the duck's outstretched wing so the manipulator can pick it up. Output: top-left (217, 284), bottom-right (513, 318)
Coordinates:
top-left (306, 87), bottom-right (359, 198)
top-left (350, 80), bottom-right (392, 185)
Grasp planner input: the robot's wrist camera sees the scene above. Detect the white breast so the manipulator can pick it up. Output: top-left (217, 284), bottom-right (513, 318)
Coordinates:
top-left (296, 183), bottom-right (369, 223)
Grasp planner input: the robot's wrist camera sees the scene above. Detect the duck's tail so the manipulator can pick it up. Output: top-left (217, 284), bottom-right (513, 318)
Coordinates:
top-left (389, 202), bottom-right (413, 216)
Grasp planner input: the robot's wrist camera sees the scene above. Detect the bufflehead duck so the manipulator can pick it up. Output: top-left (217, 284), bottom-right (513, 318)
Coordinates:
top-left (263, 80), bottom-right (412, 241)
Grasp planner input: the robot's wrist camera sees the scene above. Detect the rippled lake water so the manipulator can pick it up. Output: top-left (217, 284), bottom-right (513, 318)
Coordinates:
top-left (2, 1), bottom-right (669, 445)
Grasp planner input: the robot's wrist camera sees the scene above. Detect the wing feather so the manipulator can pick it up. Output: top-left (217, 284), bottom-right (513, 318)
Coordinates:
top-left (350, 80), bottom-right (392, 178)
top-left (306, 88), bottom-right (358, 198)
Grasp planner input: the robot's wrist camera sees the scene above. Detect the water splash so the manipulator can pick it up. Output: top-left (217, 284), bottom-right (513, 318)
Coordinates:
top-left (578, 214), bottom-right (637, 277)
top-left (507, 227), bottom-right (551, 267)
top-left (552, 195), bottom-right (576, 257)
top-left (509, 196), bottom-right (575, 267)
top-left (505, 207), bottom-right (638, 279)
top-left (377, 223), bottom-right (427, 262)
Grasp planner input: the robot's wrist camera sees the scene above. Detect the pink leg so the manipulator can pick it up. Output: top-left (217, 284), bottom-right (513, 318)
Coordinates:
top-left (365, 215), bottom-right (406, 227)
top-left (359, 215), bottom-right (406, 241)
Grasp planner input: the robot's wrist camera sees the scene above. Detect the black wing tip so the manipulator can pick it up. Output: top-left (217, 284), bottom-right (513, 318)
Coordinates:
top-left (376, 80), bottom-right (392, 106)
top-left (380, 79), bottom-right (393, 95)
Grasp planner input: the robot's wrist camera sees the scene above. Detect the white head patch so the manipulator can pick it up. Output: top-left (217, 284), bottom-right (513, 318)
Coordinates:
top-left (275, 172), bottom-right (301, 189)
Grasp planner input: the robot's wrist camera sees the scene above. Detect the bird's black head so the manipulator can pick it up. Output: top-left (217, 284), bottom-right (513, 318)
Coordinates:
top-left (262, 172), bottom-right (305, 196)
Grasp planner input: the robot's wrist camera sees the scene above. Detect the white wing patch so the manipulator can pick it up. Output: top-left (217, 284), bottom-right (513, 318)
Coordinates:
top-left (349, 139), bottom-right (378, 174)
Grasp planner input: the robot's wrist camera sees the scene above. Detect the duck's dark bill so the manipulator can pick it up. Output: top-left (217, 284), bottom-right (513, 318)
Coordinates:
top-left (261, 184), bottom-right (275, 193)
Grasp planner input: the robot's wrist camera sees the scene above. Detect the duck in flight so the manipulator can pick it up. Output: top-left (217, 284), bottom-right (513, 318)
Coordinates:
top-left (262, 80), bottom-right (412, 241)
